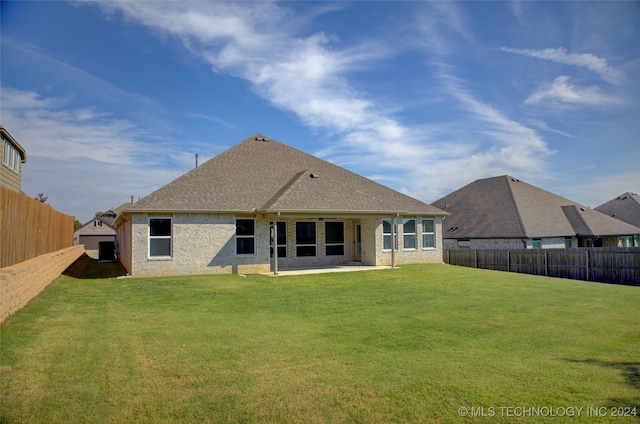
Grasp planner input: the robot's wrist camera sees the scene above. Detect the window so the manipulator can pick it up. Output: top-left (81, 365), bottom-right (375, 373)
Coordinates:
top-left (565, 238), bottom-right (573, 249)
top-left (422, 219), bottom-right (436, 248)
top-left (296, 222), bottom-right (316, 257)
top-left (236, 219), bottom-right (255, 255)
top-left (403, 219), bottom-right (416, 249)
top-left (458, 240), bottom-right (470, 249)
top-left (270, 221), bottom-right (287, 258)
top-left (325, 222), bottom-right (345, 256)
top-left (532, 239), bottom-right (542, 249)
top-left (149, 218), bottom-right (172, 257)
top-left (383, 219), bottom-right (397, 251)
top-left (3, 139), bottom-right (21, 173)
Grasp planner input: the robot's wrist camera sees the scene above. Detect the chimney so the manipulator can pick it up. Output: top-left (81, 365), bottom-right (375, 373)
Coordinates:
top-left (131, 195), bottom-right (134, 204)
top-left (195, 153), bottom-right (200, 168)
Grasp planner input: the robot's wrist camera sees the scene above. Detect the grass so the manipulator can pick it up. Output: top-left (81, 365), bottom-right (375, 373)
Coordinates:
top-left (1, 260), bottom-right (639, 423)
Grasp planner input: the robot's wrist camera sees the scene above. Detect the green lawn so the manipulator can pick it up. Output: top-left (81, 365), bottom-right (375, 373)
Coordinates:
top-left (1, 260), bottom-right (639, 423)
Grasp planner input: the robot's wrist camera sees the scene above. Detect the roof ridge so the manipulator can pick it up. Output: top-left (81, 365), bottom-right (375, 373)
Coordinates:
top-left (259, 170), bottom-right (308, 211)
top-left (561, 205), bottom-right (592, 236)
top-left (504, 176), bottom-right (528, 237)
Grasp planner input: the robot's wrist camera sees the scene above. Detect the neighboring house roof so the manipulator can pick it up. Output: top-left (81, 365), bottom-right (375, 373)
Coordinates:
top-left (595, 192), bottom-right (640, 228)
top-left (121, 134), bottom-right (446, 217)
top-left (74, 216), bottom-right (116, 237)
top-left (432, 175), bottom-right (640, 239)
top-left (0, 126), bottom-right (27, 163)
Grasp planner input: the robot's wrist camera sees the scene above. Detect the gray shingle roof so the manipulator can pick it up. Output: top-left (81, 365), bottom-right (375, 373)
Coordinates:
top-left (432, 175), bottom-right (640, 238)
top-left (595, 192), bottom-right (640, 228)
top-left (124, 134), bottom-right (446, 216)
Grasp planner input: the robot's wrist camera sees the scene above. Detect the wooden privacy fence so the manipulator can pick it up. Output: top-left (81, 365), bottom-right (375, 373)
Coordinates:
top-left (0, 187), bottom-right (74, 268)
top-left (444, 248), bottom-right (640, 285)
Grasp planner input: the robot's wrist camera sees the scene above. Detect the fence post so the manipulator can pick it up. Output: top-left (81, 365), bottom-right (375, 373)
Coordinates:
top-left (474, 250), bottom-right (478, 268)
top-left (585, 250), bottom-right (590, 281)
top-left (507, 251), bottom-right (510, 272)
top-left (545, 250), bottom-right (548, 277)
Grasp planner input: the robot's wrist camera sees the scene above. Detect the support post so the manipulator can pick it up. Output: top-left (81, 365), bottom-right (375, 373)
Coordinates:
top-left (391, 215), bottom-right (397, 268)
top-left (272, 213), bottom-right (279, 276)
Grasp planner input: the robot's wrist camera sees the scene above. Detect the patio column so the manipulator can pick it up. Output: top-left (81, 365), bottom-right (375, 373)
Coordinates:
top-left (273, 213), bottom-right (279, 276)
top-left (391, 214), bottom-right (398, 268)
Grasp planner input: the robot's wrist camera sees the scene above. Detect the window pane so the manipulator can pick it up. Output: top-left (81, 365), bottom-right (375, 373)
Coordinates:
top-left (326, 245), bottom-right (344, 256)
top-left (383, 220), bottom-right (391, 233)
top-left (383, 235), bottom-right (392, 250)
top-left (325, 222), bottom-right (344, 244)
top-left (296, 246), bottom-right (316, 257)
top-left (236, 219), bottom-right (255, 236)
top-left (422, 219), bottom-right (434, 233)
top-left (276, 222), bottom-right (286, 245)
top-left (150, 218), bottom-right (171, 236)
top-left (404, 234), bottom-right (416, 249)
top-left (150, 238), bottom-right (171, 257)
top-left (296, 222), bottom-right (316, 244)
top-left (403, 219), bottom-right (415, 233)
top-left (423, 233), bottom-right (435, 248)
top-left (236, 238), bottom-right (255, 255)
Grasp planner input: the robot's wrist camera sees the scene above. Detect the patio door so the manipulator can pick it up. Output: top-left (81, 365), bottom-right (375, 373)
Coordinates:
top-left (354, 223), bottom-right (362, 262)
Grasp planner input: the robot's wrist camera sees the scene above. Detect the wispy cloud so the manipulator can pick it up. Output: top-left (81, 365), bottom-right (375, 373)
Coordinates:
top-left (524, 76), bottom-right (623, 106)
top-left (184, 112), bottom-right (236, 129)
top-left (501, 47), bottom-right (626, 85)
top-left (1, 87), bottom-right (169, 167)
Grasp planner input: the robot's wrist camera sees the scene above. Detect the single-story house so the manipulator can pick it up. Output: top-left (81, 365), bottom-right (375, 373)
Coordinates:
top-left (114, 134), bottom-right (448, 276)
top-left (431, 175), bottom-right (640, 249)
top-left (74, 210), bottom-right (118, 250)
top-left (595, 192), bottom-right (640, 247)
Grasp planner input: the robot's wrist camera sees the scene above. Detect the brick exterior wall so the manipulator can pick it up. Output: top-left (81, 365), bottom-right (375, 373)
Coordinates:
top-left (124, 214), bottom-right (444, 277)
top-left (0, 245), bottom-right (84, 324)
top-left (374, 217), bottom-right (444, 266)
top-left (443, 237), bottom-right (578, 249)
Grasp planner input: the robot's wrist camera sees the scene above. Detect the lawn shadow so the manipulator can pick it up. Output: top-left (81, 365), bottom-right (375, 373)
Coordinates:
top-left (564, 358), bottom-right (640, 421)
top-left (63, 254), bottom-right (127, 279)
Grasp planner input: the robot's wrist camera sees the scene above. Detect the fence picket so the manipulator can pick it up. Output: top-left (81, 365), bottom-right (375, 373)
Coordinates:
top-left (0, 187), bottom-right (74, 268)
top-left (444, 247), bottom-right (640, 285)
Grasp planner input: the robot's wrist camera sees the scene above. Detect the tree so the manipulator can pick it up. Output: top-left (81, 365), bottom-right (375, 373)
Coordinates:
top-left (73, 219), bottom-right (83, 231)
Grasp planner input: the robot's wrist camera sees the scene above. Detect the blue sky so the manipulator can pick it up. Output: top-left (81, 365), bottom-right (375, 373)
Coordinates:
top-left (2, 1), bottom-right (638, 223)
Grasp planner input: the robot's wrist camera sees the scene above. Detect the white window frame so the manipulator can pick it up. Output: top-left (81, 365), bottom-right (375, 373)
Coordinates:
top-left (382, 219), bottom-right (398, 251)
top-left (3, 139), bottom-right (21, 173)
top-left (296, 222), bottom-right (317, 257)
top-left (270, 221), bottom-right (287, 258)
top-left (422, 218), bottom-right (436, 249)
top-left (148, 217), bottom-right (172, 258)
top-left (325, 221), bottom-right (345, 256)
top-left (403, 219), bottom-right (417, 250)
top-left (236, 218), bottom-right (256, 256)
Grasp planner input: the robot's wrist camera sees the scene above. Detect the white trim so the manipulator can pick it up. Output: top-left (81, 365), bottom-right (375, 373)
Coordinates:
top-left (235, 218), bottom-right (256, 256)
top-left (148, 217), bottom-right (173, 258)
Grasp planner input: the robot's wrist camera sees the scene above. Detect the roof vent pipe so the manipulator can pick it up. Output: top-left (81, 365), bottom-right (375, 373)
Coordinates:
top-left (195, 153), bottom-right (200, 168)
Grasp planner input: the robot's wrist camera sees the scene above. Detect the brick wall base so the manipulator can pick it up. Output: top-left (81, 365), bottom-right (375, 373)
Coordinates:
top-left (0, 245), bottom-right (84, 325)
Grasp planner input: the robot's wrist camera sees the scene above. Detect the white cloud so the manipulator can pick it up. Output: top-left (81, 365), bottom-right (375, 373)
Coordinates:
top-left (1, 87), bottom-right (191, 221)
top-left (501, 47), bottom-right (626, 85)
top-left (524, 76), bottom-right (623, 106)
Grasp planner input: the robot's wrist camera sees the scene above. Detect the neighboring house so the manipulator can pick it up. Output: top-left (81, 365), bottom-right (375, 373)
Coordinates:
top-left (595, 192), bottom-right (640, 247)
top-left (1, 126), bottom-right (27, 193)
top-left (114, 134), bottom-right (447, 277)
top-left (432, 175), bottom-right (640, 249)
top-left (74, 210), bottom-right (117, 250)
